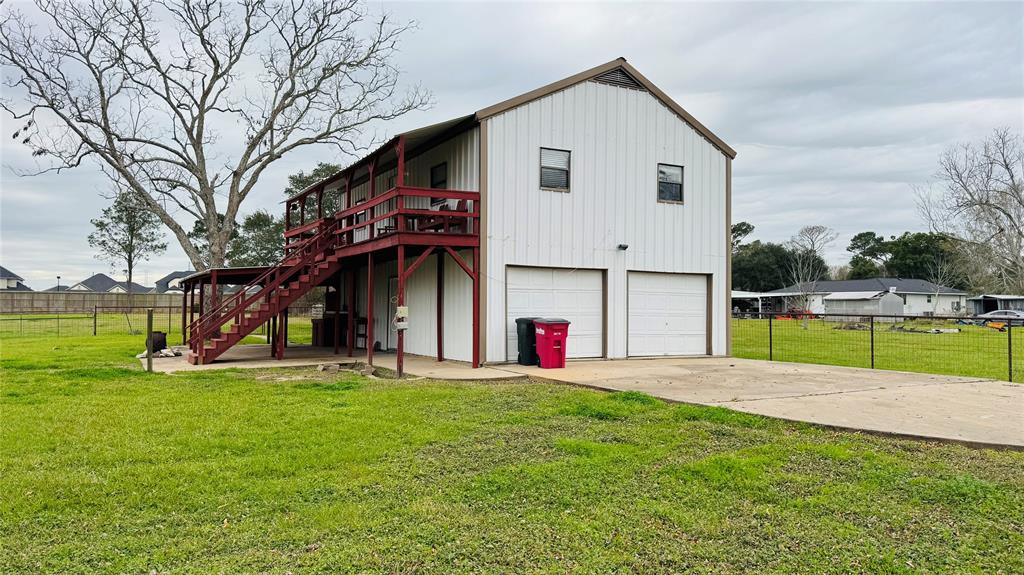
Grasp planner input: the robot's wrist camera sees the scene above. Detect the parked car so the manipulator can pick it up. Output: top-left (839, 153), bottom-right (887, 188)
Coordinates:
top-left (975, 310), bottom-right (1024, 326)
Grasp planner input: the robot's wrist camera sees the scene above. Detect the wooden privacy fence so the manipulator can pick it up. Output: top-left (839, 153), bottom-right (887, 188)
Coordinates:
top-left (0, 291), bottom-right (182, 313)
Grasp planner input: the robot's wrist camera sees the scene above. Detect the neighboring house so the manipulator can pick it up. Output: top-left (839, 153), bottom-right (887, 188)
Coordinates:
top-left (968, 294), bottom-right (1024, 314)
top-left (0, 266), bottom-right (32, 291)
top-left (152, 271), bottom-right (193, 294)
top-left (65, 273), bottom-right (151, 294)
top-left (184, 58), bottom-right (735, 366)
top-left (764, 278), bottom-right (967, 316)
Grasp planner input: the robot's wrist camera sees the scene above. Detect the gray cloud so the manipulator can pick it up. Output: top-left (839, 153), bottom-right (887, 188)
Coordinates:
top-left (2, 1), bottom-right (1022, 288)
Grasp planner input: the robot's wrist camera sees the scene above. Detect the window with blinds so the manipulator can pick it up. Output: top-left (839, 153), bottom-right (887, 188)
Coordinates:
top-left (657, 164), bottom-right (683, 202)
top-left (540, 147), bottom-right (570, 191)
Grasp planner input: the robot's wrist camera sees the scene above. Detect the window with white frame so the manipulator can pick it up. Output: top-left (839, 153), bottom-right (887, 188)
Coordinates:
top-left (540, 148), bottom-right (570, 191)
top-left (657, 163), bottom-right (684, 202)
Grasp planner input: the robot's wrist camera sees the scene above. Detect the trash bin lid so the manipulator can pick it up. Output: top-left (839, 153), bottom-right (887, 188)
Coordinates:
top-left (535, 317), bottom-right (570, 325)
top-left (515, 317), bottom-right (540, 325)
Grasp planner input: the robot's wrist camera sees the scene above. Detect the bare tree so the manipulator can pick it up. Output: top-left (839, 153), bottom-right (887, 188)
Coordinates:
top-left (925, 256), bottom-right (960, 315)
top-left (918, 128), bottom-right (1024, 294)
top-left (1, 0), bottom-right (429, 270)
top-left (786, 225), bottom-right (836, 328)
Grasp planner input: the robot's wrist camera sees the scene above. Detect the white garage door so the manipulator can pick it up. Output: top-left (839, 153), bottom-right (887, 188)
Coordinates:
top-left (506, 266), bottom-right (604, 361)
top-left (628, 272), bottom-right (707, 357)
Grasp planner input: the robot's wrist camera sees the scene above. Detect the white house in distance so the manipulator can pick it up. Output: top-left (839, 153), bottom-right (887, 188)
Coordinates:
top-left (760, 278), bottom-right (967, 316)
top-left (184, 58), bottom-right (735, 367)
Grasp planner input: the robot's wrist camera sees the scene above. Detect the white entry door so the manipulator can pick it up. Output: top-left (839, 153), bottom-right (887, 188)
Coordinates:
top-left (505, 266), bottom-right (604, 361)
top-left (627, 272), bottom-right (707, 356)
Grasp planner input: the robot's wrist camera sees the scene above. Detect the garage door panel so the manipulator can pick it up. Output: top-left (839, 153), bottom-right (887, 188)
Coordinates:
top-left (506, 267), bottom-right (604, 361)
top-left (628, 272), bottom-right (707, 357)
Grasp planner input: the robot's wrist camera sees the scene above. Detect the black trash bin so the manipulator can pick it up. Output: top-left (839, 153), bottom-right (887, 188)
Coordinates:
top-left (147, 331), bottom-right (168, 353)
top-left (515, 317), bottom-right (540, 366)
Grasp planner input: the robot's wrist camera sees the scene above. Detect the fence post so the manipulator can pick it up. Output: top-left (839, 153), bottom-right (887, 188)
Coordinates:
top-left (768, 313), bottom-right (774, 361)
top-left (869, 315), bottom-right (875, 369)
top-left (56, 313), bottom-right (60, 338)
top-left (1009, 322), bottom-right (1013, 383)
top-left (146, 308), bottom-right (154, 373)
top-left (93, 306), bottom-right (98, 336)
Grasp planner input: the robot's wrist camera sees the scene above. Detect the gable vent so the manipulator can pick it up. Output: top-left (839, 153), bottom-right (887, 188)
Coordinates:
top-left (592, 67), bottom-right (646, 91)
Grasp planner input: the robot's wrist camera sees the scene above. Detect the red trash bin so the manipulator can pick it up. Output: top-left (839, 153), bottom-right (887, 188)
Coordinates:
top-left (533, 318), bottom-right (570, 368)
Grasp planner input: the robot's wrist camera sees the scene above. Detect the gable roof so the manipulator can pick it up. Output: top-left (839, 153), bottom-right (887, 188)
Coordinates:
top-left (71, 273), bottom-right (151, 293)
top-left (0, 265), bottom-right (24, 281)
top-left (287, 58), bottom-right (736, 202)
top-left (768, 278), bottom-right (966, 296)
top-left (154, 270), bottom-right (193, 292)
top-left (475, 58), bottom-right (736, 159)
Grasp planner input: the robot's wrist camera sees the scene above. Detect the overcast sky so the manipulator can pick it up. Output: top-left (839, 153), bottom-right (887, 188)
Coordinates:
top-left (1, 1), bottom-right (1022, 290)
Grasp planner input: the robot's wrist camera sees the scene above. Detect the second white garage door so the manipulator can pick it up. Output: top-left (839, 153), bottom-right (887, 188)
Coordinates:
top-left (506, 266), bottom-right (604, 361)
top-left (628, 272), bottom-right (707, 357)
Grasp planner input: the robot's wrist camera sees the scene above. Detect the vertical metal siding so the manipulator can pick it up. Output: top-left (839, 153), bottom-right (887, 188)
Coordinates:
top-left (484, 81), bottom-right (729, 362)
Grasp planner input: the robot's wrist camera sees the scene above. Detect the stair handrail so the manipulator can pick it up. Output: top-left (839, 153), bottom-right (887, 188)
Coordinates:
top-left (189, 217), bottom-right (340, 347)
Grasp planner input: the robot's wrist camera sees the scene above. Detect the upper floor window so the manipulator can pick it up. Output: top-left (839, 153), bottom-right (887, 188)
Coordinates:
top-left (540, 148), bottom-right (570, 191)
top-left (658, 164), bottom-right (684, 203)
top-left (430, 162), bottom-right (448, 206)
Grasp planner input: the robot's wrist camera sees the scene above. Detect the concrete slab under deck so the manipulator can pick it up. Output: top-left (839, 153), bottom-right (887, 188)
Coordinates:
top-left (146, 344), bottom-right (521, 380)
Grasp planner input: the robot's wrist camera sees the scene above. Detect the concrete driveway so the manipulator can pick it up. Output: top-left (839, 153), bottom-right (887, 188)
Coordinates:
top-left (503, 358), bottom-right (1024, 449)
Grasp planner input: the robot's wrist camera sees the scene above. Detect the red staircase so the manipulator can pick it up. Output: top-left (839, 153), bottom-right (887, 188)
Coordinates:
top-left (187, 218), bottom-right (342, 364)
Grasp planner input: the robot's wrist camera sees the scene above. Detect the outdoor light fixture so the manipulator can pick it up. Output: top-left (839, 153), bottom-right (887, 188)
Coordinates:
top-left (617, 244), bottom-right (629, 251)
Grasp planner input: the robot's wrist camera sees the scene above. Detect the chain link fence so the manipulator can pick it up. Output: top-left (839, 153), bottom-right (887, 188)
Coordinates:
top-left (733, 312), bottom-right (1022, 383)
top-left (0, 305), bottom-right (319, 342)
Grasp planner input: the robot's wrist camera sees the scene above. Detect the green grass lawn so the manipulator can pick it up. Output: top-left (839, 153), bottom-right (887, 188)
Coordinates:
top-left (733, 318), bottom-right (1024, 382)
top-left (2, 333), bottom-right (1023, 573)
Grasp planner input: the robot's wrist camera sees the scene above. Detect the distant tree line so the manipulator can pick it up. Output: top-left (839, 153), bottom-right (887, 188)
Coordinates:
top-left (734, 129), bottom-right (1023, 296)
top-left (732, 223), bottom-right (968, 293)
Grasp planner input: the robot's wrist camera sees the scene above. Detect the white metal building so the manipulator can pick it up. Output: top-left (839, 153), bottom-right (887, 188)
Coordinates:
top-left (209, 58), bottom-right (735, 368)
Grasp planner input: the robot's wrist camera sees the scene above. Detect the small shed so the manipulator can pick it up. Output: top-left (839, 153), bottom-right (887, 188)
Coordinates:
top-left (968, 294), bottom-right (1024, 314)
top-left (823, 290), bottom-right (904, 320)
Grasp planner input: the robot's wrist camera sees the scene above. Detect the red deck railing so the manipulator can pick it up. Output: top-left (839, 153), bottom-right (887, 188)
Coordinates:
top-left (284, 186), bottom-right (479, 252)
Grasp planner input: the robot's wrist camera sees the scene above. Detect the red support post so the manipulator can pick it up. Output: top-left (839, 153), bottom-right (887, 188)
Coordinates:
top-left (333, 272), bottom-right (341, 355)
top-left (397, 245), bottom-right (405, 377)
top-left (396, 136), bottom-right (406, 233)
top-left (188, 282), bottom-right (196, 344)
top-left (366, 252), bottom-right (375, 366)
top-left (344, 173), bottom-right (353, 246)
top-left (317, 187), bottom-right (324, 220)
top-left (472, 246), bottom-right (480, 368)
top-left (269, 314), bottom-right (276, 358)
top-left (180, 288), bottom-right (187, 345)
top-left (347, 268), bottom-right (356, 357)
top-left (275, 312), bottom-right (284, 359)
top-left (437, 251), bottom-right (444, 362)
top-left (368, 159), bottom-right (377, 240)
